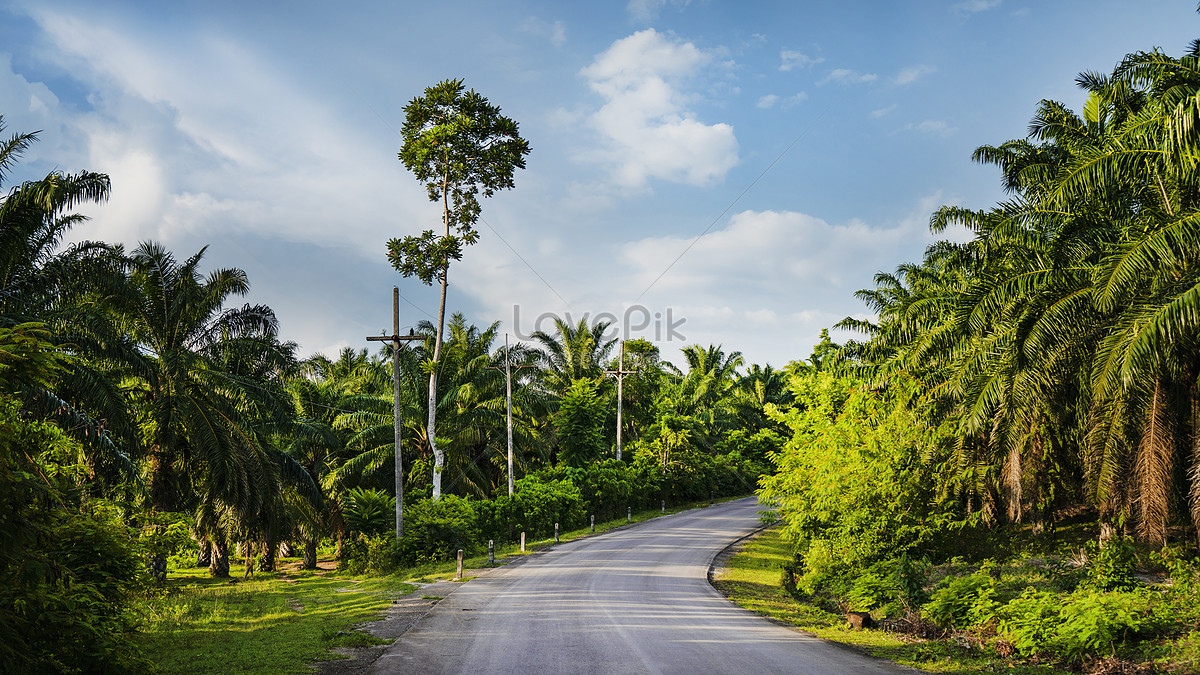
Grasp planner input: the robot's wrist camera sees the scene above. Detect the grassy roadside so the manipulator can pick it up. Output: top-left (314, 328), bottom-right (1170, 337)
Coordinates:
top-left (135, 496), bottom-right (745, 673)
top-left (710, 526), bottom-right (1070, 675)
top-left (135, 567), bottom-right (413, 675)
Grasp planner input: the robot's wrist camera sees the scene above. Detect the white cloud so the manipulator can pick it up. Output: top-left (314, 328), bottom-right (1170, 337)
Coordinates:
top-left (820, 68), bottom-right (878, 85)
top-left (760, 92), bottom-right (808, 109)
top-left (951, 0), bottom-right (1001, 14)
top-left (627, 0), bottom-right (692, 23)
top-left (779, 49), bottom-right (824, 72)
top-left (908, 119), bottom-right (956, 137)
top-left (871, 104), bottom-right (897, 118)
top-left (520, 17), bottom-right (567, 47)
top-left (893, 64), bottom-right (936, 85)
top-left (577, 29), bottom-right (738, 189)
top-left (24, 7), bottom-right (432, 258)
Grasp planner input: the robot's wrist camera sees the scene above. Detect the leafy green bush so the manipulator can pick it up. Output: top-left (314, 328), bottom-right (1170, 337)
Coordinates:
top-left (998, 587), bottom-right (1159, 659)
top-left (845, 565), bottom-right (905, 615)
top-left (923, 569), bottom-right (999, 629)
top-left (1081, 537), bottom-right (1138, 591)
top-left (0, 395), bottom-right (150, 674)
top-left (510, 476), bottom-right (585, 538)
top-left (399, 495), bottom-right (481, 565)
top-left (343, 487), bottom-right (396, 537)
top-left (759, 371), bottom-right (960, 583)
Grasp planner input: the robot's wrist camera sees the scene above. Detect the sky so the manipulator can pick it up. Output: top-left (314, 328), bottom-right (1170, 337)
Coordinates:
top-left (2, 0), bottom-right (1198, 368)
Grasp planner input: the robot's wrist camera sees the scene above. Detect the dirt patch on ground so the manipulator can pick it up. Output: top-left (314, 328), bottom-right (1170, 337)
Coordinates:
top-left (312, 577), bottom-right (464, 674)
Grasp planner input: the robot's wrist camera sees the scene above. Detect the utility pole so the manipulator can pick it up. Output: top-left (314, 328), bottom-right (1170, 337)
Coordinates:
top-left (365, 287), bottom-right (423, 539)
top-left (604, 340), bottom-right (636, 461)
top-left (487, 334), bottom-right (535, 496)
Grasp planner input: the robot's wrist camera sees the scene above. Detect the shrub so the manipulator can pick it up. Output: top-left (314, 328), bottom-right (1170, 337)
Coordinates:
top-left (998, 587), bottom-right (1159, 659)
top-left (510, 477), bottom-right (585, 538)
top-left (923, 569), bottom-right (999, 629)
top-left (1081, 537), bottom-right (1138, 591)
top-left (339, 533), bottom-right (401, 575)
top-left (399, 495), bottom-right (481, 565)
top-left (343, 488), bottom-right (396, 537)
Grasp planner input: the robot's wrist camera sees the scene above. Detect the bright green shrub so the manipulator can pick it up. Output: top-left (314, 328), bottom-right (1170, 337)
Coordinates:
top-left (0, 395), bottom-right (150, 674)
top-left (998, 587), bottom-right (1159, 659)
top-left (339, 533), bottom-right (401, 575)
top-left (510, 477), bottom-right (585, 537)
top-left (759, 371), bottom-right (959, 583)
top-left (343, 487), bottom-right (396, 537)
top-left (399, 495), bottom-right (481, 564)
top-left (1081, 537), bottom-right (1138, 591)
top-left (923, 570), bottom-right (999, 629)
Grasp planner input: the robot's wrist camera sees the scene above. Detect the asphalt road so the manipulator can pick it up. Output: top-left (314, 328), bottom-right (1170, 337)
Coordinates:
top-left (370, 497), bottom-right (909, 674)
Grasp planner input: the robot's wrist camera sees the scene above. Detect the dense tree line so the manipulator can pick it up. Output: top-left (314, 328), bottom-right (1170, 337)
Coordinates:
top-left (758, 41), bottom-right (1200, 668)
top-left (0, 114), bottom-right (778, 671)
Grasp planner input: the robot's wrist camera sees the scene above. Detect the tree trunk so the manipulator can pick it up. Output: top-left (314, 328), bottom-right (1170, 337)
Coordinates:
top-left (243, 540), bottom-right (254, 580)
top-left (261, 538), bottom-right (277, 573)
top-left (1189, 372), bottom-right (1200, 546)
top-left (210, 537), bottom-right (230, 578)
top-left (146, 553), bottom-right (167, 584)
top-left (429, 172), bottom-right (451, 500)
top-left (303, 536), bottom-right (318, 570)
top-left (196, 539), bottom-right (212, 567)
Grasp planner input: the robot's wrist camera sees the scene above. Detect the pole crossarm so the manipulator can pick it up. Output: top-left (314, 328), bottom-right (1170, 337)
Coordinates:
top-left (603, 340), bottom-right (637, 461)
top-left (363, 287), bottom-right (426, 540)
top-left (487, 335), bottom-right (537, 496)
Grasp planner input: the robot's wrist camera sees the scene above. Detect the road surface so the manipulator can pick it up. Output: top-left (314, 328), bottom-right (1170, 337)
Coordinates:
top-left (370, 497), bottom-right (908, 674)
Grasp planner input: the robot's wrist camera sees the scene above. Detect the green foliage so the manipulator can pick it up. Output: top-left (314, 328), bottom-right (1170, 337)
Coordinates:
top-left (760, 370), bottom-right (959, 587)
top-left (0, 395), bottom-right (149, 674)
top-left (998, 588), bottom-right (1159, 659)
top-left (343, 487), bottom-right (395, 537)
top-left (510, 476), bottom-right (585, 538)
top-left (554, 378), bottom-right (607, 468)
top-left (387, 78), bottom-right (530, 286)
top-left (923, 570), bottom-right (999, 629)
top-left (398, 495), bottom-right (481, 565)
top-left (558, 460), bottom-right (634, 521)
top-left (1080, 537), bottom-right (1138, 591)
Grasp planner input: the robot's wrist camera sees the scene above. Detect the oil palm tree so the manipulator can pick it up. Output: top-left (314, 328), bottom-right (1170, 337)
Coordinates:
top-left (107, 242), bottom-right (316, 577)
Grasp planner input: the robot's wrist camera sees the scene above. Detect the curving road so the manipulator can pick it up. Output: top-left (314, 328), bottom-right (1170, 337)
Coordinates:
top-left (370, 497), bottom-right (908, 674)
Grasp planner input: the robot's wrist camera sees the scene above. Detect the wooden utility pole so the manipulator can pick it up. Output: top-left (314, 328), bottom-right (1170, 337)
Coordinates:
top-left (487, 334), bottom-right (535, 496)
top-left (604, 340), bottom-right (636, 461)
top-left (366, 287), bottom-right (423, 539)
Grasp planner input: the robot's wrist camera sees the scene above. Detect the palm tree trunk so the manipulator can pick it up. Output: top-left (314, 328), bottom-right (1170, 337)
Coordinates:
top-left (1137, 376), bottom-right (1174, 547)
top-left (196, 538), bottom-right (212, 567)
top-left (210, 536), bottom-right (230, 578)
top-left (261, 537), bottom-right (277, 573)
top-left (1188, 375), bottom-right (1200, 545)
top-left (303, 536), bottom-right (318, 570)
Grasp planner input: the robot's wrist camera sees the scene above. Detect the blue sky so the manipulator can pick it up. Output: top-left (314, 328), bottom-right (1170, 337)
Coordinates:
top-left (2, 0), bottom-right (1198, 367)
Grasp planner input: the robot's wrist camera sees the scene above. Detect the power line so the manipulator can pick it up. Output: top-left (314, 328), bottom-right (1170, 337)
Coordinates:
top-left (478, 216), bottom-right (569, 307)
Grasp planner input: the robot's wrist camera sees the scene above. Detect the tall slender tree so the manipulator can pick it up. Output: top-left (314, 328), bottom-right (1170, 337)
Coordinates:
top-left (387, 79), bottom-right (530, 500)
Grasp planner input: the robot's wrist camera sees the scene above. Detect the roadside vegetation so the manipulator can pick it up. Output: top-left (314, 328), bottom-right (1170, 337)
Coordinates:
top-left (0, 81), bottom-right (774, 672)
top-left (8, 28), bottom-right (1200, 675)
top-left (733, 40), bottom-right (1200, 675)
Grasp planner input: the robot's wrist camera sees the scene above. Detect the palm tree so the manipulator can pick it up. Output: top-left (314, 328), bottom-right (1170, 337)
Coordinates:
top-left (531, 317), bottom-right (617, 396)
top-left (107, 242), bottom-right (317, 577)
top-left (0, 117), bottom-right (131, 481)
top-left (334, 314), bottom-right (527, 499)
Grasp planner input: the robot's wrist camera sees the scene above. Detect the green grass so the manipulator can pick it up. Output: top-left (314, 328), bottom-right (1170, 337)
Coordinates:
top-left (135, 566), bottom-right (413, 674)
top-left (711, 526), bottom-right (1070, 675)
